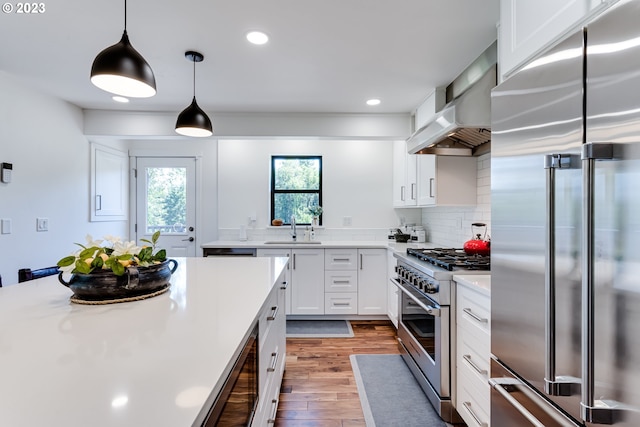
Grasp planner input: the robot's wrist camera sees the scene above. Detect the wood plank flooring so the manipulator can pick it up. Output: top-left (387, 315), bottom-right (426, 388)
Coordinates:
top-left (275, 320), bottom-right (400, 427)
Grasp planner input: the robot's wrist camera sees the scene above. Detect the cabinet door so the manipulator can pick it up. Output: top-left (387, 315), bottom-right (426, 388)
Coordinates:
top-left (392, 140), bottom-right (418, 207)
top-left (290, 249), bottom-right (325, 315)
top-left (91, 142), bottom-right (128, 221)
top-left (357, 249), bottom-right (387, 315)
top-left (500, 0), bottom-right (604, 78)
top-left (416, 154), bottom-right (436, 206)
top-left (257, 249), bottom-right (292, 314)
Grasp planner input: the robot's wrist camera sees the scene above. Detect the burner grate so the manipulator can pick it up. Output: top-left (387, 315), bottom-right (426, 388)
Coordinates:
top-left (406, 248), bottom-right (490, 271)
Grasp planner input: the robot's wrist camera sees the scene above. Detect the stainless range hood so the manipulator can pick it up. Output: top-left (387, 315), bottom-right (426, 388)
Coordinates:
top-left (407, 42), bottom-right (496, 156)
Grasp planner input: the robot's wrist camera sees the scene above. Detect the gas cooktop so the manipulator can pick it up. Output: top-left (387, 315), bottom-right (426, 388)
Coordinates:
top-left (406, 248), bottom-right (490, 272)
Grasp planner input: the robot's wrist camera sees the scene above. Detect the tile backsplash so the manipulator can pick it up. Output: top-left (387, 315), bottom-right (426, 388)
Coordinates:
top-left (420, 153), bottom-right (491, 247)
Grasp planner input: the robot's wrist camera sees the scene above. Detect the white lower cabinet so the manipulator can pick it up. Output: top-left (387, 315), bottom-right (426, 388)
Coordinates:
top-left (357, 249), bottom-right (387, 315)
top-left (257, 248), bottom-right (292, 314)
top-left (290, 249), bottom-right (325, 315)
top-left (456, 280), bottom-right (491, 427)
top-left (253, 270), bottom-right (287, 426)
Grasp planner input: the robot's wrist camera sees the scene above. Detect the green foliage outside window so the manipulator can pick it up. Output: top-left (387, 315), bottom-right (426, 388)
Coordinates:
top-left (271, 156), bottom-right (322, 225)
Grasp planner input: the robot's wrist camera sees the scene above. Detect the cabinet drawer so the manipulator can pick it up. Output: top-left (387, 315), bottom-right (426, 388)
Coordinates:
top-left (324, 271), bottom-right (358, 292)
top-left (259, 290), bottom-right (282, 349)
top-left (457, 361), bottom-right (490, 427)
top-left (324, 249), bottom-right (358, 270)
top-left (324, 292), bottom-right (358, 314)
top-left (457, 286), bottom-right (491, 335)
top-left (458, 329), bottom-right (490, 384)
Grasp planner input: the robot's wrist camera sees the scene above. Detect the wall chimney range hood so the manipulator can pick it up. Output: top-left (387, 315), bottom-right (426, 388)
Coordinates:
top-left (407, 42), bottom-right (496, 156)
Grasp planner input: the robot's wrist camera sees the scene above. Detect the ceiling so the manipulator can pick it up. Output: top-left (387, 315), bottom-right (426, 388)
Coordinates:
top-left (0, 0), bottom-right (499, 115)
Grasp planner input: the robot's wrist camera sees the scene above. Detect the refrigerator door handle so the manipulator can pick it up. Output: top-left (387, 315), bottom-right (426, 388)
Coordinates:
top-left (543, 153), bottom-right (581, 397)
top-left (580, 142), bottom-right (623, 424)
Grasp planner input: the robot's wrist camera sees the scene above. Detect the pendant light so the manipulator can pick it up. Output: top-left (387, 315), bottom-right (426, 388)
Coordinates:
top-left (175, 51), bottom-right (213, 137)
top-left (90, 0), bottom-right (156, 98)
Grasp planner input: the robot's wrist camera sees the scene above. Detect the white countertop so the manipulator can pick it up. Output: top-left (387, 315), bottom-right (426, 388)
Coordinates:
top-left (201, 239), bottom-right (440, 252)
top-left (0, 256), bottom-right (288, 427)
top-left (453, 274), bottom-right (491, 296)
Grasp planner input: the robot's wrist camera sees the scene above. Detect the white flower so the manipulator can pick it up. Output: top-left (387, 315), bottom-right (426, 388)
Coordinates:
top-left (103, 235), bottom-right (122, 246)
top-left (112, 240), bottom-right (141, 257)
top-left (84, 234), bottom-right (104, 248)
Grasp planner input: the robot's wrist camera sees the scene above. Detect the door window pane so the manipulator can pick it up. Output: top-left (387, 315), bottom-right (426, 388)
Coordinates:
top-left (146, 167), bottom-right (187, 234)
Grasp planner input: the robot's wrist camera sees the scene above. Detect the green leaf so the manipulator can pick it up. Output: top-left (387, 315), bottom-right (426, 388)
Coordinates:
top-left (92, 257), bottom-right (104, 268)
top-left (75, 260), bottom-right (92, 274)
top-left (116, 254), bottom-right (134, 261)
top-left (57, 256), bottom-right (76, 267)
top-left (152, 231), bottom-right (161, 245)
top-left (111, 261), bottom-right (125, 276)
top-left (78, 246), bottom-right (98, 259)
top-left (138, 247), bottom-right (153, 261)
top-left (140, 238), bottom-right (152, 245)
top-left (154, 249), bottom-right (167, 261)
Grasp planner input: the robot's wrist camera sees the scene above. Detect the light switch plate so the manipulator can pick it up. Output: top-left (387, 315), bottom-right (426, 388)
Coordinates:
top-left (36, 217), bottom-right (48, 232)
top-left (1, 219), bottom-right (11, 234)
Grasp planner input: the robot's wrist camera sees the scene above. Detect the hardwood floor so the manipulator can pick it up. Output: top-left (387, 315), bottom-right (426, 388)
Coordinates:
top-left (275, 320), bottom-right (400, 427)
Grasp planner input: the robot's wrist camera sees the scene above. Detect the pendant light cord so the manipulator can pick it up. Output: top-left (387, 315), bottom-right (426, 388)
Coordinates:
top-left (124, 0), bottom-right (127, 31)
top-left (192, 59), bottom-right (196, 97)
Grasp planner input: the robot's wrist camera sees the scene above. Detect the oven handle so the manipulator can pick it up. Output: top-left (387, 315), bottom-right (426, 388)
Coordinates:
top-left (391, 277), bottom-right (441, 317)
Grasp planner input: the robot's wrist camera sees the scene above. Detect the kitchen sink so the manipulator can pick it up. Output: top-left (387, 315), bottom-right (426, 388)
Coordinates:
top-left (264, 240), bottom-right (322, 244)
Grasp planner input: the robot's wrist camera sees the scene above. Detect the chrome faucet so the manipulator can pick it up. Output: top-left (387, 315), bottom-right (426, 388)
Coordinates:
top-left (291, 215), bottom-right (297, 241)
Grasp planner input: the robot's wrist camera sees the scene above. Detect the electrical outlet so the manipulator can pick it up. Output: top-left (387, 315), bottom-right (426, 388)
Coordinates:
top-left (343, 216), bottom-right (352, 226)
top-left (36, 217), bottom-right (48, 232)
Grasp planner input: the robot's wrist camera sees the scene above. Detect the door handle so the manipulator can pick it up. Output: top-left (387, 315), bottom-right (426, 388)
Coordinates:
top-left (543, 153), bottom-right (580, 397)
top-left (182, 237), bottom-right (194, 242)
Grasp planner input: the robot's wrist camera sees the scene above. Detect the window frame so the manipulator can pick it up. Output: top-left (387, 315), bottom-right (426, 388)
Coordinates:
top-left (270, 155), bottom-right (323, 226)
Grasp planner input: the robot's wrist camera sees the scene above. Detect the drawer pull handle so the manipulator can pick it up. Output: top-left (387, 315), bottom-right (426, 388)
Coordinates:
top-left (463, 354), bottom-right (487, 376)
top-left (463, 307), bottom-right (488, 323)
top-left (267, 352), bottom-right (278, 372)
top-left (462, 401), bottom-right (488, 427)
top-left (280, 281), bottom-right (288, 290)
top-left (333, 258), bottom-right (351, 262)
top-left (333, 302), bottom-right (351, 306)
top-left (332, 280), bottom-right (351, 284)
top-left (267, 399), bottom-right (278, 423)
top-left (267, 306), bottom-right (279, 321)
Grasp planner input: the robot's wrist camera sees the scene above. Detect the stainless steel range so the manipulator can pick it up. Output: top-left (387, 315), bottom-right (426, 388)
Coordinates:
top-left (392, 247), bottom-right (490, 423)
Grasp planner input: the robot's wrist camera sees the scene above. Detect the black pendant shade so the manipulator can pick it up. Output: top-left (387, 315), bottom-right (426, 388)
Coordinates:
top-left (175, 51), bottom-right (213, 137)
top-left (90, 30), bottom-right (157, 98)
top-left (175, 96), bottom-right (213, 137)
top-left (90, 0), bottom-right (156, 98)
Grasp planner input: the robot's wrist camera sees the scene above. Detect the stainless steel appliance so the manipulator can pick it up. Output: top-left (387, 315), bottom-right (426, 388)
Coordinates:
top-left (491, 1), bottom-right (640, 425)
top-left (392, 248), bottom-right (490, 423)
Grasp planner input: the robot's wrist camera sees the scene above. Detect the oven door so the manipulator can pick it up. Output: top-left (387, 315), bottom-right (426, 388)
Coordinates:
top-left (395, 279), bottom-right (450, 399)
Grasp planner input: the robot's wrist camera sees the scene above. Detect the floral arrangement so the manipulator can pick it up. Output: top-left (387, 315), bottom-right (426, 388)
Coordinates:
top-left (57, 231), bottom-right (166, 276)
top-left (308, 205), bottom-right (323, 217)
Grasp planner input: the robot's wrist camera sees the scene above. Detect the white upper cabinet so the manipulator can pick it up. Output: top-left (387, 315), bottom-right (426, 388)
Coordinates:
top-left (392, 140), bottom-right (417, 207)
top-left (416, 155), bottom-right (477, 207)
top-left (499, 0), bottom-right (607, 79)
top-left (90, 142), bottom-right (128, 222)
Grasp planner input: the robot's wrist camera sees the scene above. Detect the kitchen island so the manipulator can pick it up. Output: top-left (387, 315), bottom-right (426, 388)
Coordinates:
top-left (0, 256), bottom-right (288, 427)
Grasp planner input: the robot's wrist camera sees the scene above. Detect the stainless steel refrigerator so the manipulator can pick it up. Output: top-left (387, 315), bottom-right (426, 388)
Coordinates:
top-left (491, 0), bottom-right (640, 425)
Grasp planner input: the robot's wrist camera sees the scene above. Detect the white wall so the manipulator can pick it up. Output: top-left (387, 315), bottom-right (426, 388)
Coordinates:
top-left (217, 139), bottom-right (401, 241)
top-left (421, 153), bottom-right (491, 247)
top-left (0, 72), bottom-right (128, 285)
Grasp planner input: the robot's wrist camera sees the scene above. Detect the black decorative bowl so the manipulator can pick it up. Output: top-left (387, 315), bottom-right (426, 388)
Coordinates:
top-left (395, 233), bottom-right (411, 243)
top-left (58, 259), bottom-right (178, 301)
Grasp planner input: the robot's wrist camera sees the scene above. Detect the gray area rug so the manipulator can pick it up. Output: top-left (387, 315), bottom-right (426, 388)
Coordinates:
top-left (286, 319), bottom-right (354, 337)
top-left (351, 354), bottom-right (447, 427)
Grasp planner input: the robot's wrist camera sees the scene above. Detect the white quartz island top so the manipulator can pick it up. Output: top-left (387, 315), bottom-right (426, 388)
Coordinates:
top-left (453, 274), bottom-right (491, 296)
top-left (0, 256), bottom-right (287, 427)
top-left (202, 239), bottom-right (396, 249)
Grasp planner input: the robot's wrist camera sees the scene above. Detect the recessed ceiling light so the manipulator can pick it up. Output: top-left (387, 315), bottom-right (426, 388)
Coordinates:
top-left (246, 31), bottom-right (269, 45)
top-left (366, 98), bottom-right (381, 106)
top-left (112, 95), bottom-right (129, 103)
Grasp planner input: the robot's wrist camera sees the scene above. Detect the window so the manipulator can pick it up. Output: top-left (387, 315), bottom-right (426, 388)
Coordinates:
top-left (271, 156), bottom-right (322, 225)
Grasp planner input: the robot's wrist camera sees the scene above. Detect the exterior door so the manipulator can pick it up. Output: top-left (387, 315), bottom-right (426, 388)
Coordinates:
top-left (135, 157), bottom-right (197, 257)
